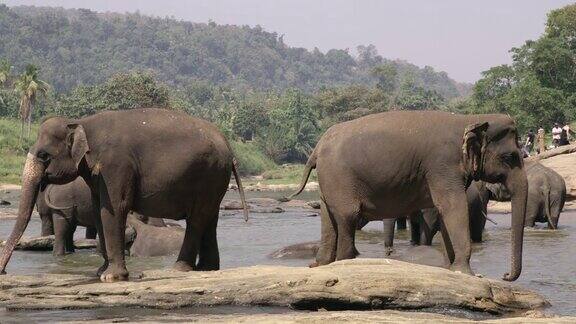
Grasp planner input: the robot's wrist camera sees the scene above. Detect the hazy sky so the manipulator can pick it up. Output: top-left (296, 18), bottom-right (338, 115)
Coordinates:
top-left (3, 0), bottom-right (574, 83)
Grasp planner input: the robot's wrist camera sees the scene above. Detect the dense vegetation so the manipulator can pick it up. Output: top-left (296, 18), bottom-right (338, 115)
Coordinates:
top-left (458, 4), bottom-right (576, 132)
top-left (2, 3), bottom-right (574, 184)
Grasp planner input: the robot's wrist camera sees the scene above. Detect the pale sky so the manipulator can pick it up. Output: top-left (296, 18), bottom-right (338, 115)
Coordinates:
top-left (3, 0), bottom-right (574, 83)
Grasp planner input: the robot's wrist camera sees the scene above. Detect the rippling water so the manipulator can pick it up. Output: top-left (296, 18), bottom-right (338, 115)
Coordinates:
top-left (0, 189), bottom-right (575, 320)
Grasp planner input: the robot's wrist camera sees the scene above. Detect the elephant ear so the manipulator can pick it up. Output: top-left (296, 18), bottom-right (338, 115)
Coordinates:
top-left (66, 124), bottom-right (90, 168)
top-left (462, 122), bottom-right (489, 180)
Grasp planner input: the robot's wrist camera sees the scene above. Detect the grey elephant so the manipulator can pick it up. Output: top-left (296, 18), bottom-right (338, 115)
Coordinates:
top-left (36, 177), bottom-right (98, 255)
top-left (290, 111), bottom-right (528, 281)
top-left (0, 108), bottom-right (249, 282)
top-left (125, 213), bottom-right (184, 257)
top-left (413, 181), bottom-right (489, 246)
top-left (486, 162), bottom-right (565, 229)
top-left (371, 181), bottom-right (488, 256)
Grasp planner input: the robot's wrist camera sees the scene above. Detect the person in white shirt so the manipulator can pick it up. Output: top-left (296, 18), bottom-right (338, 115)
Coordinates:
top-left (552, 123), bottom-right (562, 147)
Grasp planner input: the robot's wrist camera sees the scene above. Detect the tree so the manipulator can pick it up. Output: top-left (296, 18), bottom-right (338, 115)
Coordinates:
top-left (14, 64), bottom-right (49, 141)
top-left (0, 59), bottom-right (12, 105)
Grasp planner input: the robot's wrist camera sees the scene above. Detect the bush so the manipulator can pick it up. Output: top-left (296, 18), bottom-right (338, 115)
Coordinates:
top-left (0, 118), bottom-right (38, 184)
top-left (230, 141), bottom-right (276, 176)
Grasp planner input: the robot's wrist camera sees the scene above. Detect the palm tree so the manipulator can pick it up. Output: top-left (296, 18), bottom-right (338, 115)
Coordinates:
top-left (0, 59), bottom-right (12, 106)
top-left (15, 64), bottom-right (49, 141)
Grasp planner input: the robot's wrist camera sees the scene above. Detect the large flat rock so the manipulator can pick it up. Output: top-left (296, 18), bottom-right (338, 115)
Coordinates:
top-left (68, 310), bottom-right (576, 323)
top-left (0, 259), bottom-right (547, 315)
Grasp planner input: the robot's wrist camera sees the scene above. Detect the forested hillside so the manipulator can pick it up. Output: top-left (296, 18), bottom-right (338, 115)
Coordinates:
top-left (0, 5), bottom-right (469, 97)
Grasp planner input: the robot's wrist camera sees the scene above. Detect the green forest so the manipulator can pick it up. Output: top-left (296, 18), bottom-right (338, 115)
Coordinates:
top-left (1, 3), bottom-right (576, 182)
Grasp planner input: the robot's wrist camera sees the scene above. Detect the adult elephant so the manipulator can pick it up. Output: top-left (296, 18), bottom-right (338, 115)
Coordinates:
top-left (36, 177), bottom-right (98, 255)
top-left (0, 108), bottom-right (248, 282)
top-left (486, 162), bottom-right (565, 229)
top-left (289, 111), bottom-right (528, 281)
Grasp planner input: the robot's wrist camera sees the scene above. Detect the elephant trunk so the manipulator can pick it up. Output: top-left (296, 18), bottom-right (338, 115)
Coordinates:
top-left (502, 167), bottom-right (528, 281)
top-left (542, 187), bottom-right (557, 230)
top-left (0, 153), bottom-right (45, 274)
top-left (382, 218), bottom-right (396, 255)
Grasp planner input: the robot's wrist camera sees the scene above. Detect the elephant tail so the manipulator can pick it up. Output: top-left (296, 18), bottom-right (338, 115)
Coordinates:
top-left (232, 159), bottom-right (249, 222)
top-left (44, 185), bottom-right (75, 211)
top-left (285, 147), bottom-right (317, 200)
top-left (543, 185), bottom-right (556, 229)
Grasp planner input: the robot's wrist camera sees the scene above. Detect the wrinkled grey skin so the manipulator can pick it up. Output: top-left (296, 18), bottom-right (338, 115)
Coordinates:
top-left (486, 162), bottom-right (565, 229)
top-left (0, 108), bottom-right (249, 282)
top-left (125, 214), bottom-right (184, 257)
top-left (290, 111), bottom-right (528, 281)
top-left (369, 182), bottom-right (487, 257)
top-left (268, 241), bottom-right (320, 259)
top-left (36, 178), bottom-right (98, 255)
top-left (414, 181), bottom-right (488, 246)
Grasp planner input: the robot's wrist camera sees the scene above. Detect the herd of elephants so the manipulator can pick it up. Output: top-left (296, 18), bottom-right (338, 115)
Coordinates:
top-left (0, 108), bottom-right (568, 283)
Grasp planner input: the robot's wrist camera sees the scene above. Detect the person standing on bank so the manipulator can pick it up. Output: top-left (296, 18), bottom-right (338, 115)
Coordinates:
top-left (552, 123), bottom-right (563, 148)
top-left (537, 126), bottom-right (546, 154)
top-left (524, 129), bottom-right (535, 155)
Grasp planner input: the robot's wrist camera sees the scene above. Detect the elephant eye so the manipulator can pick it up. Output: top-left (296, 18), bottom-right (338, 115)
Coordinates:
top-left (500, 152), bottom-right (519, 166)
top-left (37, 150), bottom-right (51, 163)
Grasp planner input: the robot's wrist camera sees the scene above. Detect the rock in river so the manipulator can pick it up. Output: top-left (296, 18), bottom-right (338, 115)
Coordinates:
top-left (0, 259), bottom-right (548, 315)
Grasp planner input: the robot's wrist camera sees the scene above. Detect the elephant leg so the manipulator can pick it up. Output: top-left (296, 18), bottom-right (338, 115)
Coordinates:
top-left (313, 200), bottom-right (337, 267)
top-left (65, 218), bottom-right (78, 253)
top-left (396, 217), bottom-right (407, 230)
top-left (196, 211), bottom-right (220, 271)
top-left (53, 214), bottom-right (70, 256)
top-left (98, 181), bottom-right (130, 282)
top-left (40, 212), bottom-right (54, 236)
top-left (382, 218), bottom-right (396, 256)
top-left (409, 215), bottom-right (421, 245)
top-left (434, 191), bottom-right (473, 275)
top-left (439, 218), bottom-right (454, 268)
top-left (85, 226), bottom-right (97, 239)
top-left (469, 211), bottom-right (486, 243)
top-left (334, 204), bottom-right (360, 261)
top-left (174, 216), bottom-right (203, 271)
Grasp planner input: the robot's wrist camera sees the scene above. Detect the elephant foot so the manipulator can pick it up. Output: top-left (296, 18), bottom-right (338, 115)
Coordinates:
top-left (308, 261), bottom-right (320, 268)
top-left (96, 261), bottom-right (109, 277)
top-left (100, 265), bottom-right (129, 283)
top-left (450, 263), bottom-right (474, 276)
top-left (384, 247), bottom-right (394, 256)
top-left (173, 261), bottom-right (195, 272)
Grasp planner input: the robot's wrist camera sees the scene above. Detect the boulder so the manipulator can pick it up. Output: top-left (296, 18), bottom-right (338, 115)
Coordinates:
top-left (0, 236), bottom-right (97, 251)
top-left (0, 259), bottom-right (548, 315)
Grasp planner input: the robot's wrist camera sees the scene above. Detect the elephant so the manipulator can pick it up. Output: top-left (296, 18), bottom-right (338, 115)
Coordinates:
top-left (125, 213), bottom-right (184, 257)
top-left (0, 108), bottom-right (249, 282)
top-left (410, 181), bottom-right (489, 247)
top-left (486, 162), bottom-right (565, 229)
top-left (36, 177), bottom-right (98, 255)
top-left (289, 111), bottom-right (528, 281)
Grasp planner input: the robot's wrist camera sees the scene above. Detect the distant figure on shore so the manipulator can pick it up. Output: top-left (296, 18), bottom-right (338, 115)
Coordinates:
top-left (552, 123), bottom-right (562, 148)
top-left (560, 123), bottom-right (574, 146)
top-left (523, 129), bottom-right (535, 156)
top-left (537, 127), bottom-right (546, 154)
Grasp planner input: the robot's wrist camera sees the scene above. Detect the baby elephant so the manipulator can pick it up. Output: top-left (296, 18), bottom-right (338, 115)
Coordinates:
top-left (125, 213), bottom-right (184, 257)
top-left (415, 181), bottom-right (489, 245)
top-left (486, 162), bottom-right (565, 229)
top-left (36, 178), bottom-right (97, 255)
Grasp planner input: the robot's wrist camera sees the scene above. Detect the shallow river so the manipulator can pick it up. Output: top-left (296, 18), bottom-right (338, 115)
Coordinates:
top-left (0, 189), bottom-right (575, 321)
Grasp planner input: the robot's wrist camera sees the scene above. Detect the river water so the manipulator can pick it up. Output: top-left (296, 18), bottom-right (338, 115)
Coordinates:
top-left (0, 189), bottom-right (575, 321)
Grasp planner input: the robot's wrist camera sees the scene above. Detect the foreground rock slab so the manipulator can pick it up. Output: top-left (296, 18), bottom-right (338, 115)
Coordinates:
top-left (0, 235), bottom-right (97, 251)
top-left (0, 235), bottom-right (98, 251)
top-left (69, 310), bottom-right (576, 324)
top-left (0, 259), bottom-right (547, 314)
